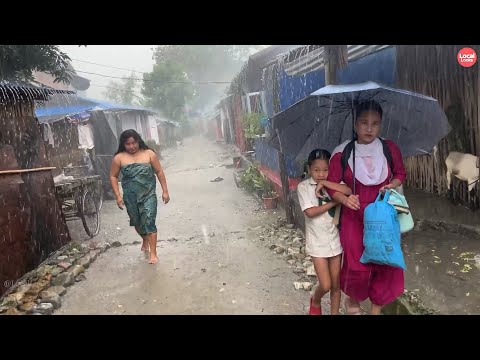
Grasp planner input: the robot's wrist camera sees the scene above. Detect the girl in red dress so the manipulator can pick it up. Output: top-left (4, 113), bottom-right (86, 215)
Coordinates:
top-left (326, 100), bottom-right (407, 315)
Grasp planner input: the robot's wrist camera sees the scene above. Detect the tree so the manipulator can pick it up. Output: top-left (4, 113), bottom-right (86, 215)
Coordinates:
top-left (103, 72), bottom-right (142, 106)
top-left (102, 81), bottom-right (123, 104)
top-left (141, 61), bottom-right (194, 123)
top-left (0, 45), bottom-right (74, 83)
top-left (152, 45), bottom-right (266, 112)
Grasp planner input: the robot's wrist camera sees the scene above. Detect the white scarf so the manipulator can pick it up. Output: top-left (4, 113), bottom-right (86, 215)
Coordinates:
top-left (332, 138), bottom-right (389, 186)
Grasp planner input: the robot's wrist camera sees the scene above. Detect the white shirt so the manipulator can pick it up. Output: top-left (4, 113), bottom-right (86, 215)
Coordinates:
top-left (78, 123), bottom-right (95, 150)
top-left (297, 178), bottom-right (342, 258)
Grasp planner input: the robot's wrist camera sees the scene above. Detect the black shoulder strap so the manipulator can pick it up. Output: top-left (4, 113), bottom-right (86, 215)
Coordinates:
top-left (340, 138), bottom-right (394, 181)
top-left (340, 140), bottom-right (356, 182)
top-left (380, 138), bottom-right (393, 174)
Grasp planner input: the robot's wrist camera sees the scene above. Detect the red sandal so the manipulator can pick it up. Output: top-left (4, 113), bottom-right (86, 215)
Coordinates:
top-left (309, 297), bottom-right (322, 315)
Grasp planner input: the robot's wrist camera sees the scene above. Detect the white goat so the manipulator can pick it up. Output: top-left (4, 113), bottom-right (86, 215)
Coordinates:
top-left (445, 151), bottom-right (479, 193)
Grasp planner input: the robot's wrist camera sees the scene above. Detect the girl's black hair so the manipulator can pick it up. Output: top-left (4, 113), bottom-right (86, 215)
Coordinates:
top-left (115, 129), bottom-right (152, 155)
top-left (301, 148), bottom-right (331, 179)
top-left (354, 100), bottom-right (383, 122)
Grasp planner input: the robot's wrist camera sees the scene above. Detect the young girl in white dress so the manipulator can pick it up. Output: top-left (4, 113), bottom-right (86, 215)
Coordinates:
top-left (297, 149), bottom-right (352, 315)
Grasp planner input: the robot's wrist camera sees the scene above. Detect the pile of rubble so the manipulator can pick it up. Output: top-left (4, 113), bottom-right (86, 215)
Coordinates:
top-left (254, 217), bottom-right (317, 291)
top-left (0, 240), bottom-right (121, 315)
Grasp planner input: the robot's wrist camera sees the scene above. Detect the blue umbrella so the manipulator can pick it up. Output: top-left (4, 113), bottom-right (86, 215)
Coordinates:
top-left (267, 81), bottom-right (451, 162)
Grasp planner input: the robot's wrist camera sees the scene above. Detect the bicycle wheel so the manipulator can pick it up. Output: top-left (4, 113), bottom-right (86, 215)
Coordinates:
top-left (80, 189), bottom-right (100, 238)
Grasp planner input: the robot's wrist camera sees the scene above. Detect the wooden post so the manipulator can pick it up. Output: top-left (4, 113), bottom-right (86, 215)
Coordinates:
top-left (324, 45), bottom-right (338, 86)
top-left (279, 152), bottom-right (295, 224)
top-left (326, 45), bottom-right (349, 84)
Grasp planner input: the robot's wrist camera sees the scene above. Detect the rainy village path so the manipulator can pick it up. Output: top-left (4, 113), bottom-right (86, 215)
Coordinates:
top-left (56, 136), bottom-right (480, 315)
top-left (57, 136), bottom-right (313, 315)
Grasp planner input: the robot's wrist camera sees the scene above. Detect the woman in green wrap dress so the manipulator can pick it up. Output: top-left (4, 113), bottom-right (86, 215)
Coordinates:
top-left (110, 129), bottom-right (170, 264)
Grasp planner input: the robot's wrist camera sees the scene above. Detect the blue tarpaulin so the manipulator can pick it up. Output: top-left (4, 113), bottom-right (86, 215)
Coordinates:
top-left (35, 95), bottom-right (154, 123)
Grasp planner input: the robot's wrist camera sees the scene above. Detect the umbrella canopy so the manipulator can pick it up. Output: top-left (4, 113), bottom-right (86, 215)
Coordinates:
top-left (267, 81), bottom-right (451, 162)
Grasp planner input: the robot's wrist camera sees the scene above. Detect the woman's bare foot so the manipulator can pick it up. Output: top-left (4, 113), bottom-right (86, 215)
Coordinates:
top-left (147, 233), bottom-right (158, 264)
top-left (345, 296), bottom-right (362, 315)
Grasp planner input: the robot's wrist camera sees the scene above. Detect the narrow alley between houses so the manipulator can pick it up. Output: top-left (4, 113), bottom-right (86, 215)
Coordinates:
top-left (55, 136), bottom-right (315, 315)
top-left (1, 45), bottom-right (479, 317)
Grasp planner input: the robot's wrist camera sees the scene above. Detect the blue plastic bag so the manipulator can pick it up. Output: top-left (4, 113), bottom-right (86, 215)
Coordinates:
top-left (360, 190), bottom-right (406, 270)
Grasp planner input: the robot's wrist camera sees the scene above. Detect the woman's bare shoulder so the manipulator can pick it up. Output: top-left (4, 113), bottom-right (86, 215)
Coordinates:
top-left (113, 153), bottom-right (125, 163)
top-left (145, 149), bottom-right (158, 159)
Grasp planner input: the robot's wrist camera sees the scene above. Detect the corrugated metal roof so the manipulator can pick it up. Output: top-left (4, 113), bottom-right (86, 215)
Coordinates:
top-left (281, 45), bottom-right (392, 76)
top-left (0, 81), bottom-right (74, 102)
top-left (249, 45), bottom-right (303, 69)
top-left (242, 46), bottom-right (304, 92)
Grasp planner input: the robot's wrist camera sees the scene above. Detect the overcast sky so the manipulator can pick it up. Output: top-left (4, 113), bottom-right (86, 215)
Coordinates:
top-left (60, 45), bottom-right (269, 101)
top-left (60, 45), bottom-right (156, 100)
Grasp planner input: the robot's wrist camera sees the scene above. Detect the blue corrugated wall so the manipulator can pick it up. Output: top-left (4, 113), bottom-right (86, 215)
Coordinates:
top-left (257, 47), bottom-right (397, 178)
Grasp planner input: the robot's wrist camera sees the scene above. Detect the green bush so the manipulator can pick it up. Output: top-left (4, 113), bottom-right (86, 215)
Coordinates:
top-left (239, 165), bottom-right (262, 193)
top-left (242, 112), bottom-right (264, 139)
top-left (239, 165), bottom-right (277, 198)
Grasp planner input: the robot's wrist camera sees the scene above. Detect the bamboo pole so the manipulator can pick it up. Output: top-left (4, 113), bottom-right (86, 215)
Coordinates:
top-left (0, 167), bottom-right (56, 175)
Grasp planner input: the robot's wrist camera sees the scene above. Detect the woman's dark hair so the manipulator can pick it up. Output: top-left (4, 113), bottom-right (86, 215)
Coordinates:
top-left (354, 100), bottom-right (383, 122)
top-left (302, 148), bottom-right (331, 179)
top-left (115, 129), bottom-right (152, 155)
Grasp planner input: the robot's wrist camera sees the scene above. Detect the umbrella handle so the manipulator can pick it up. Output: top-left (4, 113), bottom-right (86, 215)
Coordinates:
top-left (352, 143), bottom-right (356, 195)
top-left (352, 106), bottom-right (356, 195)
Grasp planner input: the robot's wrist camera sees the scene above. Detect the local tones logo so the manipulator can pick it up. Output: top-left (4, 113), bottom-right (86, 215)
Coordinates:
top-left (457, 47), bottom-right (477, 67)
